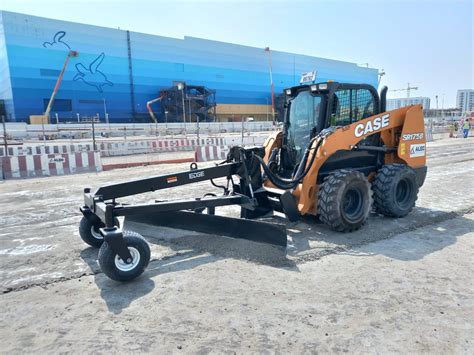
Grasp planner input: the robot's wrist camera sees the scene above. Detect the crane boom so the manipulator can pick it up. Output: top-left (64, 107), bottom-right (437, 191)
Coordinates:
top-left (390, 82), bottom-right (418, 98)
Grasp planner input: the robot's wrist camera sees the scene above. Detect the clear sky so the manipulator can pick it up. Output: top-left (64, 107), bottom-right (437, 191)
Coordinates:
top-left (1, 0), bottom-right (473, 107)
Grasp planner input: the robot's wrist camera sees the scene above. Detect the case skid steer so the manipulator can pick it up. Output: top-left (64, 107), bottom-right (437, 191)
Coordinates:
top-left (79, 82), bottom-right (427, 281)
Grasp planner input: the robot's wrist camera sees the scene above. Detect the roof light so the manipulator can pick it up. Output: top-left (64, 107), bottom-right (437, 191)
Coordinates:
top-left (285, 89), bottom-right (292, 96)
top-left (310, 84), bottom-right (318, 91)
top-left (318, 83), bottom-right (328, 90)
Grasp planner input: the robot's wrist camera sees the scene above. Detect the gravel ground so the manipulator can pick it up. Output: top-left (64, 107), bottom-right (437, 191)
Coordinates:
top-left (0, 137), bottom-right (473, 353)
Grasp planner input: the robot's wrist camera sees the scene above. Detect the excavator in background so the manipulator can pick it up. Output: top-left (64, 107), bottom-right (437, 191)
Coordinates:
top-left (29, 50), bottom-right (78, 124)
top-left (78, 81), bottom-right (427, 281)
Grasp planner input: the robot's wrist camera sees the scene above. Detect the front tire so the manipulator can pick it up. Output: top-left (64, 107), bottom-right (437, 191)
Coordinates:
top-left (79, 216), bottom-right (119, 248)
top-left (318, 170), bottom-right (372, 232)
top-left (372, 164), bottom-right (419, 217)
top-left (98, 230), bottom-right (151, 282)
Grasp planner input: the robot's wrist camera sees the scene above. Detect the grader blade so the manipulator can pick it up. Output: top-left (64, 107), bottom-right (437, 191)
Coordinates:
top-left (126, 211), bottom-right (288, 247)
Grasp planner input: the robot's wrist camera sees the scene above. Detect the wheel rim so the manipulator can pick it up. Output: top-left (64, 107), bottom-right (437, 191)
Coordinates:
top-left (342, 187), bottom-right (364, 221)
top-left (395, 178), bottom-right (413, 208)
top-left (90, 225), bottom-right (103, 240)
top-left (114, 247), bottom-right (141, 272)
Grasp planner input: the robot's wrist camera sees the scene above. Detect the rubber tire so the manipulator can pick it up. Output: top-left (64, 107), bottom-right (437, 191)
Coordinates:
top-left (318, 169), bottom-right (372, 232)
top-left (98, 230), bottom-right (151, 282)
top-left (79, 216), bottom-right (119, 248)
top-left (372, 164), bottom-right (419, 217)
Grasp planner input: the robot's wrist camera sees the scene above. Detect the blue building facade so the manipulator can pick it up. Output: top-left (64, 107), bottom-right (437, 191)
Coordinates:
top-left (0, 11), bottom-right (379, 123)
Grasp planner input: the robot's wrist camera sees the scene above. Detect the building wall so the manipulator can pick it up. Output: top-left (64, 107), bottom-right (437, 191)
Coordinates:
top-left (0, 11), bottom-right (379, 123)
top-left (0, 12), bottom-right (15, 120)
top-left (456, 89), bottom-right (474, 112)
top-left (387, 97), bottom-right (431, 110)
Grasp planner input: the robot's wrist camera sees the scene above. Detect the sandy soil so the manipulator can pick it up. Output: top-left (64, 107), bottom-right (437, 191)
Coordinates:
top-left (0, 137), bottom-right (473, 353)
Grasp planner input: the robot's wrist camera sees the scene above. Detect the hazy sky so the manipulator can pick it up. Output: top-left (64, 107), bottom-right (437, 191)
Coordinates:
top-left (2, 0), bottom-right (473, 107)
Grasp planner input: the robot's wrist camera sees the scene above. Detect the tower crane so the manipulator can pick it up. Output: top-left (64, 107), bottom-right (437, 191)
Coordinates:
top-left (390, 83), bottom-right (418, 98)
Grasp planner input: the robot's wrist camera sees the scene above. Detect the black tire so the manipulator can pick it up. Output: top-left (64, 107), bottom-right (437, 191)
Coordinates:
top-left (372, 164), bottom-right (418, 217)
top-left (98, 230), bottom-right (151, 282)
top-left (318, 169), bottom-right (372, 232)
top-left (79, 216), bottom-right (119, 248)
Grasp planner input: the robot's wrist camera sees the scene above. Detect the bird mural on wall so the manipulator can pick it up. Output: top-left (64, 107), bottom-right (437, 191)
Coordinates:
top-left (43, 31), bottom-right (71, 50)
top-left (73, 52), bottom-right (114, 93)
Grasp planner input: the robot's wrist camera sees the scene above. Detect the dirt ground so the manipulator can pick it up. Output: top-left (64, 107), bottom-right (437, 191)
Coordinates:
top-left (1, 137), bottom-right (473, 353)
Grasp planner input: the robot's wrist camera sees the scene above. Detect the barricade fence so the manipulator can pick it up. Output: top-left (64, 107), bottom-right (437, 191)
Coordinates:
top-left (1, 136), bottom-right (266, 157)
top-left (1, 151), bottom-right (102, 179)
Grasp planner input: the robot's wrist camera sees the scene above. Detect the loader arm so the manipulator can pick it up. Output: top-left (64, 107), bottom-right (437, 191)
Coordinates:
top-left (294, 104), bottom-right (426, 215)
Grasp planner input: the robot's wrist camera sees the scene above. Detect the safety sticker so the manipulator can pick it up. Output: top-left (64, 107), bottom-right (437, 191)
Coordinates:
top-left (400, 143), bottom-right (406, 155)
top-left (167, 176), bottom-right (178, 183)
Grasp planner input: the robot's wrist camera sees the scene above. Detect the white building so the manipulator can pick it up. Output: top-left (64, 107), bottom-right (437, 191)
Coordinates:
top-left (456, 89), bottom-right (474, 113)
top-left (387, 97), bottom-right (431, 110)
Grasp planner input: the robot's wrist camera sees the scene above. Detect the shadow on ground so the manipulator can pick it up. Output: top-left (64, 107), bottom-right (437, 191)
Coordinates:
top-left (287, 207), bottom-right (473, 262)
top-left (79, 206), bottom-right (472, 314)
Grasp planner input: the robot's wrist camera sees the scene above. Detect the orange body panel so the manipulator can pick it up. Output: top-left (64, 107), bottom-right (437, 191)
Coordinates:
top-left (263, 105), bottom-right (426, 216)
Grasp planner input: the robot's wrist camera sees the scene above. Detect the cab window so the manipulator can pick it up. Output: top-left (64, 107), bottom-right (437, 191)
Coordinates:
top-left (331, 88), bottom-right (376, 126)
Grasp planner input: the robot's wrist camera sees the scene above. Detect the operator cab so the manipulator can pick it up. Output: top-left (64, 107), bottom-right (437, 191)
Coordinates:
top-left (282, 82), bottom-right (387, 178)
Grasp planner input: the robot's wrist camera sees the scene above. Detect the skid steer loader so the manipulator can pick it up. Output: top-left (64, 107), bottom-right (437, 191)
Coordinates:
top-left (79, 82), bottom-right (427, 281)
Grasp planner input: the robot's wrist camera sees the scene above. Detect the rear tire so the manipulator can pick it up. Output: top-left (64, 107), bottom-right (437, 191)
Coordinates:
top-left (98, 230), bottom-right (151, 282)
top-left (372, 164), bottom-right (418, 217)
top-left (318, 170), bottom-right (372, 232)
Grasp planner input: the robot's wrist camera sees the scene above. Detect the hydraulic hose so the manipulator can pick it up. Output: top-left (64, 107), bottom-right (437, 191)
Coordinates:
top-left (255, 136), bottom-right (324, 190)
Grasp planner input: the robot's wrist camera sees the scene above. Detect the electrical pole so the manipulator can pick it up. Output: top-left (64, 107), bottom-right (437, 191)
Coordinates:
top-left (264, 47), bottom-right (276, 125)
top-left (2, 115), bottom-right (8, 156)
top-left (91, 115), bottom-right (97, 151)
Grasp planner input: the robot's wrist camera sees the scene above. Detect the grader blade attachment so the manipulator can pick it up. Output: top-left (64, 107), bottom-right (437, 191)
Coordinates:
top-left (126, 211), bottom-right (287, 247)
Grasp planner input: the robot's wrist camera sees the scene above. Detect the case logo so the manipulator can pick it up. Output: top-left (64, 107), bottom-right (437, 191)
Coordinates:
top-left (354, 114), bottom-right (390, 138)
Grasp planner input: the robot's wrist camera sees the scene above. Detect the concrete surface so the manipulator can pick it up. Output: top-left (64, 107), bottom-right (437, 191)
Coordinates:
top-left (0, 137), bottom-right (473, 353)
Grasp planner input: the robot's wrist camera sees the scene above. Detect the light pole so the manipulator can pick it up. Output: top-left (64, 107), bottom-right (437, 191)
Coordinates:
top-left (264, 47), bottom-right (276, 125)
top-left (176, 82), bottom-right (186, 123)
top-left (103, 98), bottom-right (109, 124)
top-left (2, 115), bottom-right (8, 156)
top-left (378, 69), bottom-right (385, 85)
top-left (266, 97), bottom-right (269, 121)
top-left (165, 110), bottom-right (169, 131)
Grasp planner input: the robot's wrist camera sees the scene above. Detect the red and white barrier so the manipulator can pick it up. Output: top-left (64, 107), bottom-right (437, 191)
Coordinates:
top-left (0, 144), bottom-right (93, 157)
top-left (1, 151), bottom-right (102, 179)
top-left (194, 146), bottom-right (230, 162)
top-left (0, 137), bottom-right (243, 158)
top-left (222, 136), bottom-right (266, 146)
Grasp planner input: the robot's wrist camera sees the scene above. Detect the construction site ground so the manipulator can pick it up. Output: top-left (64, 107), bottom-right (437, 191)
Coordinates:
top-left (1, 137), bottom-right (473, 353)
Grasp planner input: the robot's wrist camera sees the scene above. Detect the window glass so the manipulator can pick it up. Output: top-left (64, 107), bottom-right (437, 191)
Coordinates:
top-left (287, 91), bottom-right (322, 162)
top-left (352, 89), bottom-right (375, 121)
top-left (331, 88), bottom-right (375, 126)
top-left (331, 89), bottom-right (351, 125)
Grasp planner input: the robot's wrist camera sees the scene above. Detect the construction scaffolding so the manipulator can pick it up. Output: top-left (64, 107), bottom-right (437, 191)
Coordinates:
top-left (149, 82), bottom-right (217, 123)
